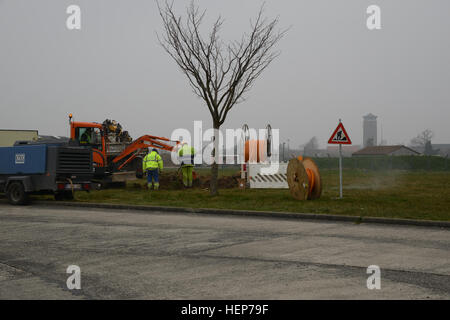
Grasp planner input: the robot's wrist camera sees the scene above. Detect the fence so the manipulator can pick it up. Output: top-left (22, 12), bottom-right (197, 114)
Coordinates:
top-left (311, 156), bottom-right (450, 171)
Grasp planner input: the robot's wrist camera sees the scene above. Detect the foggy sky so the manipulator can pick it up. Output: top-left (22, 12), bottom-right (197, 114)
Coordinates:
top-left (1, 0), bottom-right (449, 148)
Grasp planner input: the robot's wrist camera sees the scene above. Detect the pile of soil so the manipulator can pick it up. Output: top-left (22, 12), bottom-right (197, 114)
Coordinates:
top-left (131, 170), bottom-right (241, 190)
top-left (196, 173), bottom-right (241, 189)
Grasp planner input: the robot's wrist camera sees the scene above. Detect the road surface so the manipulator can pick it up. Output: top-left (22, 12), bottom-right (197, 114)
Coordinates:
top-left (0, 203), bottom-right (449, 299)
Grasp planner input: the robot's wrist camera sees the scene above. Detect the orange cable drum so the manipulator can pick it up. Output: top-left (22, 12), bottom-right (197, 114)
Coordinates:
top-left (289, 157), bottom-right (322, 200)
top-left (305, 168), bottom-right (315, 194)
top-left (244, 140), bottom-right (267, 163)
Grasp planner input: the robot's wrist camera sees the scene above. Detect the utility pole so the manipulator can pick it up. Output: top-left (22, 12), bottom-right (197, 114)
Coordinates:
top-left (327, 118), bottom-right (352, 199)
top-left (339, 142), bottom-right (343, 199)
top-left (287, 139), bottom-right (290, 157)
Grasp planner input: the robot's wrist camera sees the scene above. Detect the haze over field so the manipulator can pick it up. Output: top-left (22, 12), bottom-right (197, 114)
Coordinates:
top-left (1, 0), bottom-right (449, 147)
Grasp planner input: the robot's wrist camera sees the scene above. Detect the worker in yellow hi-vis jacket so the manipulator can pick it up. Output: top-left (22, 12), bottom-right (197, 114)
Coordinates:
top-left (178, 142), bottom-right (195, 188)
top-left (142, 148), bottom-right (163, 190)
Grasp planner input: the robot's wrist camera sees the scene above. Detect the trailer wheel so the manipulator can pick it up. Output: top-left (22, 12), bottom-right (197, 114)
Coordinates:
top-left (55, 191), bottom-right (74, 201)
top-left (6, 182), bottom-right (29, 205)
top-left (64, 191), bottom-right (74, 200)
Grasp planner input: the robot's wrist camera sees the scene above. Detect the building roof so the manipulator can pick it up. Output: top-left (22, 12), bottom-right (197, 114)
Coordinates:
top-left (0, 129), bottom-right (38, 132)
top-left (432, 144), bottom-right (450, 149)
top-left (363, 113), bottom-right (377, 120)
top-left (352, 145), bottom-right (420, 156)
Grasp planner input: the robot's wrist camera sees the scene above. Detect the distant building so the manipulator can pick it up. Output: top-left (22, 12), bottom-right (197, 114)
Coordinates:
top-left (363, 113), bottom-right (377, 147)
top-left (352, 145), bottom-right (420, 157)
top-left (0, 129), bottom-right (38, 147)
top-left (36, 135), bottom-right (69, 143)
top-left (326, 145), bottom-right (361, 157)
top-left (432, 144), bottom-right (450, 157)
top-left (411, 144), bottom-right (450, 157)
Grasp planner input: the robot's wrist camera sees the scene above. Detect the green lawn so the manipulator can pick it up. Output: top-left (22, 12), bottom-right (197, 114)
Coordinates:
top-left (51, 168), bottom-right (450, 222)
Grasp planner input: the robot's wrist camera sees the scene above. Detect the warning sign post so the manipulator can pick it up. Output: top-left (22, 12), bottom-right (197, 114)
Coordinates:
top-left (328, 119), bottom-right (352, 198)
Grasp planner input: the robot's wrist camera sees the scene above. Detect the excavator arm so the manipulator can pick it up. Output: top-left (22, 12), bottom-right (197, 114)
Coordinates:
top-left (112, 135), bottom-right (179, 171)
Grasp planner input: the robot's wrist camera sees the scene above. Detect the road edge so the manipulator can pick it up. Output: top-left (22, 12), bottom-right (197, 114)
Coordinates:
top-left (33, 201), bottom-right (450, 229)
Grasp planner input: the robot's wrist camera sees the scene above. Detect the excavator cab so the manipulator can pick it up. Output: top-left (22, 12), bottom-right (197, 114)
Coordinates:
top-left (69, 116), bottom-right (107, 176)
top-left (76, 127), bottom-right (102, 147)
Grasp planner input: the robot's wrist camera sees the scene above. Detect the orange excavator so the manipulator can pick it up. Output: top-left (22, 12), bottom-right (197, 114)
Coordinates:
top-left (68, 114), bottom-right (180, 184)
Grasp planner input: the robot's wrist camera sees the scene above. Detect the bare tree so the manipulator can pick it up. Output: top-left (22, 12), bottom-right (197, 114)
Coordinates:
top-left (157, 1), bottom-right (286, 195)
top-left (303, 136), bottom-right (319, 151)
top-left (410, 129), bottom-right (434, 147)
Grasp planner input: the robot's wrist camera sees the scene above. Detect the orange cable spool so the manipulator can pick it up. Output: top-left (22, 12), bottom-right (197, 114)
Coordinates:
top-left (305, 168), bottom-right (315, 194)
top-left (288, 156), bottom-right (322, 200)
top-left (299, 156), bottom-right (315, 194)
top-left (244, 140), bottom-right (267, 163)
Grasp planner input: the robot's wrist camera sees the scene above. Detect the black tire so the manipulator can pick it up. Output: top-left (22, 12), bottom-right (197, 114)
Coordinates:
top-left (64, 191), bottom-right (74, 200)
top-left (54, 191), bottom-right (74, 201)
top-left (6, 182), bottom-right (29, 205)
top-left (54, 193), bottom-right (64, 201)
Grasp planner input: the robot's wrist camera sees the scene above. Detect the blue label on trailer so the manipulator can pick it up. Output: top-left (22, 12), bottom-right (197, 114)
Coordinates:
top-left (0, 145), bottom-right (47, 174)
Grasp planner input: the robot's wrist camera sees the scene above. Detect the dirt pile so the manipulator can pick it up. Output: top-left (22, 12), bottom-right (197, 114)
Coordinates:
top-left (196, 173), bottom-right (241, 189)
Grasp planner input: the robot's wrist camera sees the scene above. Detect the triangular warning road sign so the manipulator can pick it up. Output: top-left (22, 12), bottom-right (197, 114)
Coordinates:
top-left (328, 122), bottom-right (352, 145)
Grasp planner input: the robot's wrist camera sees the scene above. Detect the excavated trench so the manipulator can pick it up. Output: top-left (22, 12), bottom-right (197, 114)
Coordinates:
top-left (129, 170), bottom-right (241, 190)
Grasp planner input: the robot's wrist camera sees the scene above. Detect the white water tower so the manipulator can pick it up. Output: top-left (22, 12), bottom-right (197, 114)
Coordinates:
top-left (363, 113), bottom-right (377, 147)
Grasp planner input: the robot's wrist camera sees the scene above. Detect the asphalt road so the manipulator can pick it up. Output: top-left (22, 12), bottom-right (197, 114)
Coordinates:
top-left (0, 204), bottom-right (449, 299)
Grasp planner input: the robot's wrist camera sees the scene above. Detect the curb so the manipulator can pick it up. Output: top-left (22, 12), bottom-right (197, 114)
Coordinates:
top-left (34, 201), bottom-right (450, 229)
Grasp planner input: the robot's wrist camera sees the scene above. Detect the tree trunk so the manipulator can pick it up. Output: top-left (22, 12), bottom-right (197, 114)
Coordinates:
top-left (210, 121), bottom-right (220, 196)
